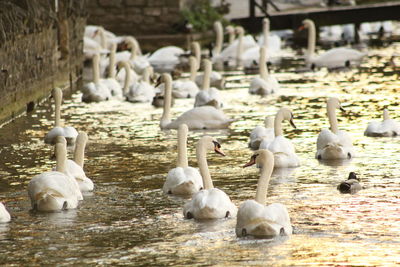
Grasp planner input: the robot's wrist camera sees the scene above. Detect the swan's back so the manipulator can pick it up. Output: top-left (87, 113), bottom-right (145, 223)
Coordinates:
top-left (268, 136), bottom-right (299, 167)
top-left (365, 119), bottom-right (400, 137)
top-left (249, 126), bottom-right (274, 149)
top-left (163, 167), bottom-right (203, 195)
top-left (314, 47), bottom-right (366, 68)
top-left (66, 160), bottom-right (94, 192)
top-left (0, 203), bottom-right (11, 223)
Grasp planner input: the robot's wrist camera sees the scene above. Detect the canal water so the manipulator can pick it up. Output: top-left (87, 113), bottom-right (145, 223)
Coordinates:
top-left (0, 43), bottom-right (400, 265)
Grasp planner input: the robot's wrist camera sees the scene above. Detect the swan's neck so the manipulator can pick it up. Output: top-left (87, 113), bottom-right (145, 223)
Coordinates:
top-left (383, 109), bottom-right (389, 120)
top-left (274, 111), bottom-right (284, 136)
top-left (121, 63), bottom-right (132, 95)
top-left (214, 22), bottom-right (223, 56)
top-left (54, 88), bottom-right (62, 127)
top-left (129, 41), bottom-right (137, 61)
top-left (259, 48), bottom-right (268, 80)
top-left (192, 43), bottom-right (201, 70)
top-left (327, 102), bottom-right (339, 134)
top-left (93, 55), bottom-right (100, 84)
top-left (255, 156), bottom-right (274, 205)
top-left (228, 31), bottom-right (235, 44)
top-left (160, 75), bottom-right (172, 128)
top-left (142, 67), bottom-right (150, 83)
top-left (262, 20), bottom-right (270, 49)
top-left (236, 32), bottom-right (244, 67)
top-left (196, 143), bottom-right (214, 190)
top-left (189, 57), bottom-right (197, 81)
top-left (74, 135), bottom-right (87, 168)
top-left (177, 127), bottom-right (188, 168)
top-left (108, 44), bottom-right (116, 79)
top-left (99, 28), bottom-right (107, 49)
top-left (307, 22), bottom-right (316, 61)
top-left (55, 143), bottom-right (67, 173)
top-left (202, 61), bottom-right (211, 90)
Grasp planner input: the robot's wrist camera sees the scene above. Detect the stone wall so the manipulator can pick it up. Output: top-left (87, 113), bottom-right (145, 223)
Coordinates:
top-left (87, 0), bottom-right (189, 36)
top-left (0, 1), bottom-right (86, 126)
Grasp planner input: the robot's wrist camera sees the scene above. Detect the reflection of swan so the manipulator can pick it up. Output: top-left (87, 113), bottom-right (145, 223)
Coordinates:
top-left (44, 88), bottom-right (78, 145)
top-left (301, 19), bottom-right (366, 69)
top-left (160, 73), bottom-right (233, 130)
top-left (316, 97), bottom-right (354, 160)
top-left (67, 132), bottom-right (94, 192)
top-left (236, 150), bottom-right (292, 237)
top-left (28, 141), bottom-right (81, 211)
top-left (194, 59), bottom-right (223, 108)
top-left (163, 124), bottom-right (203, 195)
top-left (263, 108), bottom-right (299, 168)
top-left (249, 116), bottom-right (274, 150)
top-left (183, 136), bottom-right (237, 219)
top-left (81, 54), bottom-right (112, 102)
top-left (364, 109), bottom-right (400, 137)
top-left (0, 203), bottom-right (11, 223)
top-left (249, 46), bottom-right (279, 96)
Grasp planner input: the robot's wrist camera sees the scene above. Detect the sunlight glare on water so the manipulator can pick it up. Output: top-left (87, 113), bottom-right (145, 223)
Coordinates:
top-left (0, 44), bottom-right (400, 265)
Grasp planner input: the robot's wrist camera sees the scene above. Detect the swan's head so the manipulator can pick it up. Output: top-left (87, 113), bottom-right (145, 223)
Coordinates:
top-left (235, 26), bottom-right (245, 35)
top-left (225, 25), bottom-right (235, 34)
top-left (277, 107), bottom-right (296, 129)
top-left (155, 73), bottom-right (172, 88)
top-left (116, 61), bottom-right (131, 72)
top-left (243, 149), bottom-right (274, 169)
top-left (263, 18), bottom-right (270, 27)
top-left (327, 97), bottom-right (345, 112)
top-left (300, 19), bottom-right (314, 30)
top-left (214, 21), bottom-right (223, 31)
top-left (197, 136), bottom-right (225, 156)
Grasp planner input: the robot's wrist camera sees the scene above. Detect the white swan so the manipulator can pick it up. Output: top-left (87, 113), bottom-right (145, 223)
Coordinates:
top-left (148, 46), bottom-right (185, 72)
top-left (160, 73), bottom-right (233, 130)
top-left (249, 116), bottom-right (274, 150)
top-left (263, 108), bottom-right (299, 168)
top-left (0, 203), bottom-right (11, 223)
top-left (67, 132), bottom-right (94, 192)
top-left (44, 88), bottom-right (78, 145)
top-left (125, 37), bottom-right (150, 75)
top-left (243, 18), bottom-right (282, 68)
top-left (364, 109), bottom-right (400, 137)
top-left (171, 56), bottom-right (199, 98)
top-left (226, 25), bottom-right (236, 45)
top-left (236, 149), bottom-right (292, 237)
top-left (28, 141), bottom-right (80, 211)
top-left (183, 136), bottom-right (237, 219)
top-left (316, 97), bottom-right (354, 160)
top-left (249, 46), bottom-right (279, 96)
top-left (102, 43), bottom-right (123, 99)
top-left (194, 59), bottom-right (223, 108)
top-left (163, 124), bottom-right (203, 195)
top-left (81, 54), bottom-right (112, 102)
top-left (213, 21), bottom-right (224, 57)
top-left (125, 65), bottom-right (155, 103)
top-left (301, 19), bottom-right (366, 69)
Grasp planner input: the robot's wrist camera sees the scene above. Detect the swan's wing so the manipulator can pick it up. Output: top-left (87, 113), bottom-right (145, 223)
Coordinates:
top-left (316, 129), bottom-right (339, 150)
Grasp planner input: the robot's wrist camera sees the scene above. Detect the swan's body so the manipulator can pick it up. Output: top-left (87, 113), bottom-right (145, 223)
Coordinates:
top-left (0, 203), bottom-right (11, 223)
top-left (126, 67), bottom-right (155, 103)
top-left (364, 109), bottom-right (400, 137)
top-left (194, 59), bottom-right (223, 108)
top-left (159, 74), bottom-right (233, 130)
top-left (28, 141), bottom-right (81, 212)
top-left (302, 19), bottom-right (366, 69)
top-left (148, 46), bottom-right (185, 72)
top-left (195, 71), bottom-right (225, 90)
top-left (163, 124), bottom-right (203, 195)
top-left (236, 150), bottom-right (292, 237)
top-left (44, 88), bottom-right (78, 145)
top-left (102, 43), bottom-right (123, 99)
top-left (264, 108), bottom-right (299, 168)
top-left (82, 54), bottom-right (112, 102)
top-left (316, 97), bottom-right (354, 160)
top-left (249, 116), bottom-right (274, 150)
top-left (249, 46), bottom-right (279, 95)
top-left (183, 136), bottom-right (237, 219)
top-left (172, 56), bottom-right (199, 98)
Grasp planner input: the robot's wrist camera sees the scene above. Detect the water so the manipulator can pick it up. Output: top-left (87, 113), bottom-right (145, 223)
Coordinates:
top-left (1, 44), bottom-right (400, 266)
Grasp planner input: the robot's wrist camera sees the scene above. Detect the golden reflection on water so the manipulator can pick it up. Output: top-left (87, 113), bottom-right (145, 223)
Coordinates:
top-left (0, 44), bottom-right (400, 265)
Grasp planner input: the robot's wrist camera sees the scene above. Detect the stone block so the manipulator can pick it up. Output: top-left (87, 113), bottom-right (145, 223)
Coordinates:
top-left (98, 0), bottom-right (122, 7)
top-left (144, 7), bottom-right (162, 16)
top-left (124, 0), bottom-right (146, 6)
top-left (147, 0), bottom-right (165, 6)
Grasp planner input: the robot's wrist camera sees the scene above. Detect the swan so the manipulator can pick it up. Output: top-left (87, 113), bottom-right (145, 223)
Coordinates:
top-left (236, 149), bottom-right (292, 237)
top-left (194, 59), bottom-right (223, 108)
top-left (183, 136), bottom-right (237, 219)
top-left (213, 21), bottom-right (223, 57)
top-left (83, 36), bottom-right (109, 60)
top-left (249, 46), bottom-right (279, 96)
top-left (81, 54), bottom-right (112, 102)
top-left (125, 65), bottom-right (156, 103)
top-left (364, 109), bottom-right (400, 137)
top-left (243, 18), bottom-right (282, 68)
top-left (160, 73), bottom-right (234, 130)
top-left (28, 141), bottom-right (81, 211)
top-left (44, 88), bottom-right (78, 146)
top-left (102, 43), bottom-right (123, 99)
top-left (316, 97), bottom-right (354, 160)
top-left (337, 172), bottom-right (362, 194)
top-left (249, 116), bottom-right (274, 150)
top-left (171, 56), bottom-right (199, 98)
top-left (67, 132), bottom-right (94, 192)
top-left (125, 37), bottom-right (150, 75)
top-left (148, 45), bottom-right (185, 72)
top-left (225, 25), bottom-right (236, 45)
top-left (301, 19), bottom-right (366, 69)
top-left (0, 203), bottom-right (11, 223)
top-left (263, 108), bottom-right (299, 168)
top-left (163, 124), bottom-right (203, 195)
